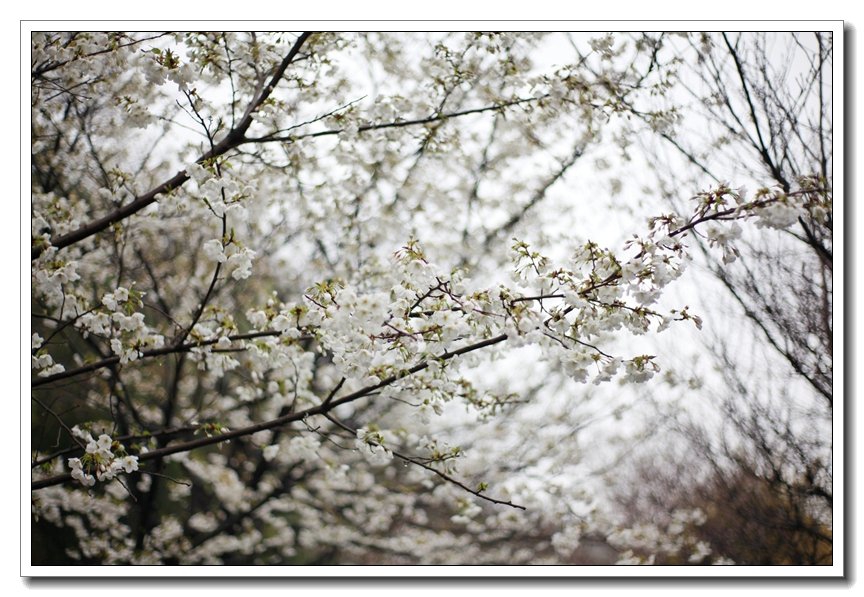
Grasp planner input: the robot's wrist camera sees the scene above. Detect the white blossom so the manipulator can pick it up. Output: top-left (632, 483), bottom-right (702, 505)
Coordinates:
top-left (227, 247), bottom-right (255, 280)
top-left (203, 239), bottom-right (227, 263)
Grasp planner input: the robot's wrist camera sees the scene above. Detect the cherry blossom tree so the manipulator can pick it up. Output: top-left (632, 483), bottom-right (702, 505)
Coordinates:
top-left (30, 31), bottom-right (831, 565)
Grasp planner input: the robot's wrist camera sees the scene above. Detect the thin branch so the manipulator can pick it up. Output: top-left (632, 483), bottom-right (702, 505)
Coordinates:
top-left (483, 143), bottom-right (583, 249)
top-left (323, 413), bottom-right (526, 510)
top-left (31, 396), bottom-right (85, 452)
top-left (32, 33), bottom-right (171, 78)
top-left (321, 377), bottom-right (346, 407)
top-left (722, 33), bottom-right (790, 192)
top-left (245, 95), bottom-right (542, 144)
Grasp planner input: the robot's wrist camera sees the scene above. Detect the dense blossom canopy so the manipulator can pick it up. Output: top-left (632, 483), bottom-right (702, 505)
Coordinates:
top-left (30, 31), bottom-right (832, 566)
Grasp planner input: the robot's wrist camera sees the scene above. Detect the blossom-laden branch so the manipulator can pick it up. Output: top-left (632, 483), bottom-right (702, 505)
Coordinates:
top-left (32, 330), bottom-right (289, 388)
top-left (666, 182), bottom-right (831, 240)
top-left (32, 33), bottom-right (172, 78)
top-left (32, 424), bottom-right (199, 469)
top-left (32, 178), bottom-right (827, 489)
top-left (31, 32), bottom-right (314, 260)
top-left (31, 34), bottom-right (557, 263)
top-left (31, 333), bottom-right (508, 491)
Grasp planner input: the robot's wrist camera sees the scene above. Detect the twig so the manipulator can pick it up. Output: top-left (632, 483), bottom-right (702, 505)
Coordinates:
top-left (323, 413), bottom-right (525, 511)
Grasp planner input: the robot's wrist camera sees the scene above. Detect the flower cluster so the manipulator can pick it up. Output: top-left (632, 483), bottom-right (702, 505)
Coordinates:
top-left (31, 333), bottom-right (65, 377)
top-left (355, 428), bottom-right (394, 466)
top-left (202, 238), bottom-right (256, 280)
top-left (508, 236), bottom-right (693, 384)
top-left (67, 429), bottom-right (139, 487)
top-left (705, 222), bottom-right (743, 264)
top-left (76, 286), bottom-right (165, 364)
top-left (139, 47), bottom-right (194, 90)
top-left (32, 247), bottom-right (81, 309)
top-left (286, 434), bottom-right (321, 462)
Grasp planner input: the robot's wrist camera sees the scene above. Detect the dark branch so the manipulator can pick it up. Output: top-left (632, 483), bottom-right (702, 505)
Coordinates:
top-left (32, 333), bottom-right (508, 490)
